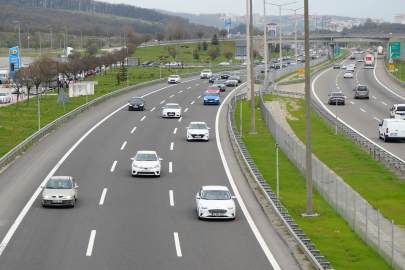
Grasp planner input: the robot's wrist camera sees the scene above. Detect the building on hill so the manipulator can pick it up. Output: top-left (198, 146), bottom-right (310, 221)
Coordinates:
top-left (395, 14), bottom-right (405, 24)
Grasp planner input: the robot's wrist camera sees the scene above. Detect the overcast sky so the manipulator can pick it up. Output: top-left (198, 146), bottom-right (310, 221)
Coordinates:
top-left (105, 0), bottom-right (404, 22)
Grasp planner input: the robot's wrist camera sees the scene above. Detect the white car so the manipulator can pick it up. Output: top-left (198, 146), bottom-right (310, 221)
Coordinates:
top-left (200, 69), bottom-right (212, 79)
top-left (162, 103), bottom-right (181, 118)
top-left (346, 66), bottom-right (355, 72)
top-left (219, 62), bottom-right (230, 67)
top-left (168, 75), bottom-right (180, 84)
top-left (290, 62), bottom-right (296, 66)
top-left (165, 62), bottom-right (181, 67)
top-left (390, 104), bottom-right (405, 120)
top-left (379, 119), bottom-right (405, 142)
top-left (358, 58), bottom-right (364, 62)
top-left (242, 61), bottom-right (247, 67)
top-left (196, 185), bottom-right (236, 220)
top-left (41, 176), bottom-right (78, 207)
top-left (0, 92), bottom-right (11, 103)
top-left (186, 122), bottom-right (210, 141)
top-left (342, 63), bottom-right (348, 69)
top-left (131, 151), bottom-right (163, 177)
top-left (344, 71), bottom-right (353, 78)
top-left (349, 62), bottom-right (356, 68)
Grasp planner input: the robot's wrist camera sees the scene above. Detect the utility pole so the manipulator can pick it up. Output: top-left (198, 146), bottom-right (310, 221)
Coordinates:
top-left (37, 32), bottom-right (41, 57)
top-left (249, 0), bottom-right (256, 134)
top-left (107, 23), bottom-right (109, 52)
top-left (46, 25), bottom-right (53, 57)
top-left (263, 0), bottom-right (268, 79)
top-left (13, 21), bottom-right (21, 65)
top-left (284, 7), bottom-right (303, 65)
top-left (27, 26), bottom-right (30, 54)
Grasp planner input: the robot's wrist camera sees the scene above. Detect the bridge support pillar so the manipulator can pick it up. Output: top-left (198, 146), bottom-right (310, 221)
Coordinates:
top-left (329, 41), bottom-right (335, 60)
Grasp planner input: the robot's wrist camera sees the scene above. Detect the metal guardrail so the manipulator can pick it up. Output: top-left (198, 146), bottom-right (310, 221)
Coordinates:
top-left (383, 59), bottom-right (405, 88)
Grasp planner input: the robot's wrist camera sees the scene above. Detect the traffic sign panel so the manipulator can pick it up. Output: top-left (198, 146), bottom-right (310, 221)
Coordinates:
top-left (389, 58), bottom-right (393, 63)
top-left (334, 48), bottom-right (341, 55)
top-left (389, 65), bottom-right (395, 72)
top-left (389, 42), bottom-right (401, 59)
top-left (298, 69), bottom-right (305, 76)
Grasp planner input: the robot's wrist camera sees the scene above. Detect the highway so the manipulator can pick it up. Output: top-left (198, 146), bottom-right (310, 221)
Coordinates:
top-left (312, 53), bottom-right (405, 161)
top-left (0, 67), bottom-right (302, 269)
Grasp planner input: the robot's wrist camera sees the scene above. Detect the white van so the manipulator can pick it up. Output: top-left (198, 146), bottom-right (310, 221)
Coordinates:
top-left (379, 119), bottom-right (405, 142)
top-left (390, 104), bottom-right (405, 120)
top-left (0, 70), bottom-right (9, 84)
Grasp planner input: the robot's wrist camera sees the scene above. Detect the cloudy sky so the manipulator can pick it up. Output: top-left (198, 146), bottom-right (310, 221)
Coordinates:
top-left (106, 0), bottom-right (404, 22)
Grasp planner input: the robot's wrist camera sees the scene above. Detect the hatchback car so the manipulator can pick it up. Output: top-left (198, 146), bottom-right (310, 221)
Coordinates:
top-left (221, 71), bottom-right (231, 79)
top-left (196, 186), bottom-right (236, 220)
top-left (333, 63), bottom-right (341, 69)
top-left (209, 74), bottom-right (220, 83)
top-left (168, 75), bottom-right (180, 84)
top-left (128, 97), bottom-right (146, 111)
top-left (353, 85), bottom-right (369, 99)
top-left (186, 122), bottom-right (210, 141)
top-left (230, 72), bottom-right (242, 83)
top-left (203, 92), bottom-right (220, 105)
top-left (390, 104), bottom-right (405, 120)
top-left (225, 76), bottom-right (239, 87)
top-left (41, 176), bottom-right (78, 207)
top-left (358, 58), bottom-right (364, 62)
top-left (0, 92), bottom-right (11, 103)
top-left (131, 151), bottom-right (162, 177)
top-left (205, 86), bottom-right (220, 95)
top-left (162, 103), bottom-right (182, 118)
top-left (344, 71), bottom-right (353, 78)
top-left (213, 80), bottom-right (226, 92)
top-left (328, 92), bottom-right (346, 105)
top-left (342, 63), bottom-right (348, 69)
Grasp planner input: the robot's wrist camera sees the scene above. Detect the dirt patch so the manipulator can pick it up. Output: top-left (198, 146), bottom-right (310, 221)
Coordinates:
top-left (267, 97), bottom-right (301, 121)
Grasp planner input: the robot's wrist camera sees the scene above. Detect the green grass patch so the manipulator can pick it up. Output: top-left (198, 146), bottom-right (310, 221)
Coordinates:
top-left (234, 97), bottom-right (391, 269)
top-left (385, 59), bottom-right (405, 83)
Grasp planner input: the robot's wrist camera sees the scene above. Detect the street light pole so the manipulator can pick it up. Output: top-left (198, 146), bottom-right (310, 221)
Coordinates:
top-left (284, 7), bottom-right (303, 65)
top-left (80, 30), bottom-right (83, 54)
top-left (263, 0), bottom-right (267, 79)
top-left (248, 0), bottom-right (256, 134)
top-left (107, 23), bottom-right (109, 52)
top-left (99, 33), bottom-right (102, 55)
top-left (27, 26), bottom-right (30, 54)
top-left (37, 32), bottom-right (41, 57)
top-left (45, 25), bottom-right (53, 57)
top-left (176, 34), bottom-right (179, 62)
top-left (13, 21), bottom-right (21, 64)
top-left (191, 35), bottom-right (193, 65)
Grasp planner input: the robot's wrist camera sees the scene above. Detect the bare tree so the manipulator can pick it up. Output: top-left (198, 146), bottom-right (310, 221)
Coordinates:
top-left (218, 29), bottom-right (228, 41)
top-left (37, 56), bottom-right (57, 99)
top-left (167, 47), bottom-right (177, 60)
top-left (196, 30), bottom-right (205, 40)
top-left (86, 43), bottom-right (99, 56)
top-left (207, 47), bottom-right (221, 61)
top-left (11, 70), bottom-right (25, 110)
top-left (141, 33), bottom-right (154, 47)
top-left (25, 62), bottom-right (44, 105)
top-left (155, 32), bottom-right (165, 45)
top-left (223, 51), bottom-right (234, 61)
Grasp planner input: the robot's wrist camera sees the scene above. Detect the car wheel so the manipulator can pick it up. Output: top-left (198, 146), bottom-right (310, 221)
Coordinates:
top-left (72, 199), bottom-right (75, 208)
top-left (143, 107), bottom-right (145, 111)
top-left (379, 132), bottom-right (382, 139)
top-left (384, 135), bottom-right (389, 142)
top-left (343, 102), bottom-right (345, 105)
top-left (42, 203), bottom-right (46, 208)
top-left (367, 97), bottom-right (370, 100)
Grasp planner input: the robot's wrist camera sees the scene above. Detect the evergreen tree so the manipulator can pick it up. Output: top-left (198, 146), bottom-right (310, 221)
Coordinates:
top-left (211, 33), bottom-right (219, 45)
top-left (202, 41), bottom-right (208, 51)
top-left (193, 48), bottom-right (199, 59)
top-left (197, 42), bottom-right (201, 51)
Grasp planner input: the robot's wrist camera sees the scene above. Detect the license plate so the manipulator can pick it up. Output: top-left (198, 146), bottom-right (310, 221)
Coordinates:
top-left (141, 169), bottom-right (150, 172)
top-left (52, 200), bottom-right (62, 203)
top-left (390, 133), bottom-right (397, 136)
top-left (194, 136), bottom-right (201, 138)
top-left (133, 106), bottom-right (138, 108)
top-left (213, 213), bottom-right (223, 216)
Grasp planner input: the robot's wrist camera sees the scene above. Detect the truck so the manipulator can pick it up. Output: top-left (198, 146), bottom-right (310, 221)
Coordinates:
top-left (377, 46), bottom-right (383, 55)
top-left (364, 54), bottom-right (375, 69)
top-left (67, 47), bottom-right (74, 56)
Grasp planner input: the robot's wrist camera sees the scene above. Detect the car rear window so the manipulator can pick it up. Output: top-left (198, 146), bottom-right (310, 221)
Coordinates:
top-left (332, 93), bottom-right (343, 97)
top-left (397, 106), bottom-right (405, 111)
top-left (357, 86), bottom-right (368, 91)
top-left (207, 86), bottom-right (218, 90)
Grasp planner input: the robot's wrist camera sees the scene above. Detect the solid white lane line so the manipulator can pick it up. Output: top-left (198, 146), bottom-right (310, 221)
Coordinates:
top-left (160, 100), bottom-right (165, 104)
top-left (130, 127), bottom-right (137, 134)
top-left (170, 142), bottom-right (174, 150)
top-left (121, 141), bottom-right (127, 150)
top-left (141, 116), bottom-right (146, 121)
top-left (110, 161), bottom-right (117, 172)
top-left (99, 188), bottom-right (107, 205)
top-left (372, 96), bottom-right (377, 99)
top-left (173, 232), bottom-right (182, 257)
top-left (184, 108), bottom-right (188, 112)
top-left (215, 83), bottom-right (281, 269)
top-left (169, 190), bottom-right (174, 206)
top-left (382, 102), bottom-right (387, 105)
top-left (360, 108), bottom-right (366, 112)
top-left (169, 162), bottom-right (173, 173)
top-left (191, 101), bottom-right (195, 104)
top-left (351, 101), bottom-right (355, 105)
top-left (151, 107), bottom-right (156, 111)
top-left (374, 117), bottom-right (381, 122)
top-left (197, 95), bottom-right (201, 98)
top-left (178, 117), bottom-right (182, 122)
top-left (86, 230), bottom-right (96, 256)
top-left (173, 128), bottom-right (177, 134)
top-left (170, 95), bottom-right (174, 98)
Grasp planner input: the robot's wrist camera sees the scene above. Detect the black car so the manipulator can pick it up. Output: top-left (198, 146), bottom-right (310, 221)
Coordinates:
top-left (213, 80), bottom-right (226, 92)
top-left (140, 61), bottom-right (154, 67)
top-left (149, 62), bottom-right (161, 67)
top-left (275, 64), bottom-right (280, 69)
top-left (350, 56), bottom-right (356, 60)
top-left (253, 60), bottom-right (260, 65)
top-left (269, 63), bottom-right (276, 69)
top-left (209, 74), bottom-right (220, 83)
top-left (221, 71), bottom-right (231, 79)
top-left (128, 97), bottom-right (146, 111)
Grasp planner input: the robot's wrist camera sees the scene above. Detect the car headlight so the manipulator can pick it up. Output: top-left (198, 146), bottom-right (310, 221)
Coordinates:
top-left (133, 164), bottom-right (140, 168)
top-left (228, 205), bottom-right (234, 209)
top-left (43, 195), bottom-right (50, 199)
top-left (65, 195), bottom-right (73, 199)
top-left (204, 132), bottom-right (209, 135)
top-left (153, 164), bottom-right (160, 169)
top-left (200, 205), bottom-right (208, 209)
top-left (204, 98), bottom-right (208, 100)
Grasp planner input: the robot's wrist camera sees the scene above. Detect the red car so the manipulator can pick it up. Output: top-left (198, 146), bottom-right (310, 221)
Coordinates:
top-left (205, 86), bottom-right (220, 95)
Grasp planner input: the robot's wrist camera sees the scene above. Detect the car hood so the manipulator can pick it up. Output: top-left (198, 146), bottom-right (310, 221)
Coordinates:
top-left (205, 96), bottom-right (219, 100)
top-left (227, 79), bottom-right (238, 82)
top-left (129, 102), bottom-right (143, 105)
top-left (199, 199), bottom-right (235, 208)
top-left (188, 128), bottom-right (209, 133)
top-left (132, 161), bottom-right (160, 168)
top-left (163, 108), bottom-right (181, 113)
top-left (43, 188), bottom-right (74, 197)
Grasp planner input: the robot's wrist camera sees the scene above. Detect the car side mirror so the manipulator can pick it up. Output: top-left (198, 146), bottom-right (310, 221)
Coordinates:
top-left (162, 107), bottom-right (165, 109)
top-left (196, 195), bottom-right (201, 199)
top-left (131, 158), bottom-right (134, 161)
top-left (40, 186), bottom-right (44, 189)
top-left (208, 127), bottom-right (211, 130)
top-left (159, 158), bottom-right (163, 161)
top-left (231, 196), bottom-right (236, 199)
top-left (379, 123), bottom-right (382, 126)
top-left (185, 127), bottom-right (189, 129)
top-left (74, 186), bottom-right (79, 189)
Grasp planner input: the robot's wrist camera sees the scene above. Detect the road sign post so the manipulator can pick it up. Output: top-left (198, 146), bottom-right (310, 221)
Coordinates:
top-left (389, 42), bottom-right (401, 59)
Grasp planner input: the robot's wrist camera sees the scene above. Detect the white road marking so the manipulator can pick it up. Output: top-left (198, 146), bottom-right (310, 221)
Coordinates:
top-left (382, 102), bottom-right (387, 105)
top-left (178, 90), bottom-right (183, 93)
top-left (372, 96), bottom-right (377, 99)
top-left (151, 107), bottom-right (156, 111)
top-left (86, 230), bottom-right (97, 256)
top-left (141, 116), bottom-right (146, 121)
top-left (178, 117), bottom-right (182, 122)
top-left (160, 100), bottom-right (166, 104)
top-left (350, 101), bottom-right (355, 105)
top-left (197, 95), bottom-right (201, 98)
top-left (191, 101), bottom-right (195, 104)
top-left (187, 87), bottom-right (191, 89)
top-left (169, 190), bottom-right (174, 206)
top-left (337, 87), bottom-right (339, 89)
top-left (0, 82), bottom-right (198, 257)
top-left (110, 161), bottom-right (117, 172)
top-left (373, 117), bottom-right (381, 121)
top-left (170, 95), bottom-right (174, 98)
top-left (173, 128), bottom-right (177, 134)
top-left (170, 142), bottom-right (174, 150)
top-left (121, 141), bottom-right (127, 150)
top-left (360, 108), bottom-right (366, 112)
top-left (130, 127), bottom-right (137, 134)
top-left (195, 84), bottom-right (199, 86)
top-left (99, 188), bottom-right (107, 205)
top-left (169, 162), bottom-right (173, 173)
top-left (173, 232), bottom-right (182, 257)
top-left (184, 108), bottom-right (188, 112)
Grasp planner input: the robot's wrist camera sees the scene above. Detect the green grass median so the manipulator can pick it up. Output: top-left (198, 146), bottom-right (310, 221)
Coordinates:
top-left (234, 96), bottom-right (391, 269)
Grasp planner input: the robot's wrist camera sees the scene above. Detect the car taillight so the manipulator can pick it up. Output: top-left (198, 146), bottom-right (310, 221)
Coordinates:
top-left (331, 97), bottom-right (333, 99)
top-left (395, 110), bottom-right (397, 114)
top-left (342, 97), bottom-right (345, 99)
top-left (386, 128), bottom-right (389, 133)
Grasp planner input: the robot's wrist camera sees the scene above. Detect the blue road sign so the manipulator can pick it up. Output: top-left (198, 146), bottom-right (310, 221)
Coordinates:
top-left (225, 19), bottom-right (232, 27)
top-left (9, 46), bottom-right (19, 75)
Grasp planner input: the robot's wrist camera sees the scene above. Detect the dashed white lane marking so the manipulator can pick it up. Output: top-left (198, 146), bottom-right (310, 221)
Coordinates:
top-left (373, 117), bottom-right (381, 121)
top-left (130, 127), bottom-right (137, 134)
top-left (170, 142), bottom-right (174, 151)
top-left (191, 101), bottom-right (195, 104)
top-left (350, 101), bottom-right (355, 105)
top-left (151, 107), bottom-right (156, 111)
top-left (178, 90), bottom-right (183, 93)
top-left (372, 96), bottom-right (377, 99)
top-left (187, 87), bottom-right (191, 89)
top-left (197, 95), bottom-right (201, 98)
top-left (110, 161), bottom-right (117, 172)
top-left (195, 84), bottom-right (199, 86)
top-left (178, 117), bottom-right (182, 122)
top-left (140, 116), bottom-right (146, 121)
top-left (160, 100), bottom-right (165, 104)
top-left (169, 190), bottom-right (174, 206)
top-left (173, 128), bottom-right (177, 134)
top-left (184, 108), bottom-right (188, 112)
top-left (337, 87), bottom-right (339, 89)
top-left (121, 141), bottom-right (127, 150)
top-left (170, 95), bottom-right (174, 98)
top-left (173, 232), bottom-right (182, 257)
top-left (86, 230), bottom-right (97, 256)
top-left (382, 102), bottom-right (387, 105)
top-left (360, 108), bottom-right (366, 112)
top-left (169, 162), bottom-right (173, 173)
top-left (99, 188), bottom-right (107, 205)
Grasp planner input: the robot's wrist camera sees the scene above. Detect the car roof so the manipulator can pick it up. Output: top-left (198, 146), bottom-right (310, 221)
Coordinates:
top-left (136, 150), bottom-right (157, 155)
top-left (383, 119), bottom-right (405, 123)
top-left (189, 121), bottom-right (207, 125)
top-left (49, 176), bottom-right (73, 181)
top-left (202, 185), bottom-right (229, 191)
top-left (131, 97), bottom-right (143, 99)
top-left (165, 103), bottom-right (179, 106)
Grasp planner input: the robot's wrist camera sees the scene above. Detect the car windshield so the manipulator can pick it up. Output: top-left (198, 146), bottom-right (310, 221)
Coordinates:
top-left (222, 72), bottom-right (230, 75)
top-left (228, 77), bottom-right (238, 80)
top-left (170, 75), bottom-right (179, 78)
top-left (165, 104), bottom-right (179, 109)
top-left (357, 86), bottom-right (368, 91)
top-left (332, 93), bottom-right (343, 97)
top-left (214, 81), bottom-right (224, 85)
top-left (135, 153), bottom-right (158, 161)
top-left (189, 123), bottom-right (207, 129)
top-left (205, 92), bottom-right (219, 96)
top-left (46, 179), bottom-right (72, 189)
top-left (201, 190), bottom-right (231, 200)
top-left (202, 70), bottom-right (210, 73)
top-left (230, 73), bottom-right (239, 76)
top-left (130, 98), bottom-right (143, 103)
top-left (0, 93), bottom-right (6, 96)
top-left (397, 106), bottom-right (405, 111)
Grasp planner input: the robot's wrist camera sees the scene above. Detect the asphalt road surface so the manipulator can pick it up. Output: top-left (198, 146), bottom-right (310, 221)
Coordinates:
top-left (0, 66), bottom-right (302, 269)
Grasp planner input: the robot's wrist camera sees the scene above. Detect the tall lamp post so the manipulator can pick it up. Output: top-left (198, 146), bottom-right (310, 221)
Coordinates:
top-left (63, 27), bottom-right (67, 55)
top-left (283, 7), bottom-right (303, 65)
top-left (191, 35), bottom-right (193, 65)
top-left (37, 32), bottom-right (41, 57)
top-left (12, 21), bottom-right (21, 64)
top-left (176, 34), bottom-right (179, 62)
top-left (99, 33), bottom-right (102, 55)
top-left (263, 0), bottom-right (268, 79)
top-left (321, 17), bottom-right (330, 53)
top-left (246, 0), bottom-right (250, 136)
top-left (45, 25), bottom-right (53, 57)
top-left (267, 1), bottom-right (296, 76)
top-left (80, 30), bottom-right (83, 55)
top-left (27, 26), bottom-right (30, 54)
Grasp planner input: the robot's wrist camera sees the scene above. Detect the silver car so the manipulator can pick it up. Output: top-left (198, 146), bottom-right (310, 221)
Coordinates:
top-left (41, 176), bottom-right (78, 207)
top-left (225, 76), bottom-right (239, 87)
top-left (353, 85), bottom-right (369, 99)
top-left (328, 92), bottom-right (346, 105)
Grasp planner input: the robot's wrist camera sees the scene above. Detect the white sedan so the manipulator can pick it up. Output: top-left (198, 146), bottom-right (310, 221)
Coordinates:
top-left (196, 186), bottom-right (236, 220)
top-left (0, 92), bottom-right (11, 103)
top-left (186, 122), bottom-right (210, 141)
top-left (219, 62), bottom-right (230, 67)
top-left (131, 151), bottom-right (162, 177)
top-left (162, 103), bottom-right (181, 118)
top-left (168, 75), bottom-right (180, 84)
top-left (344, 71), bottom-right (353, 78)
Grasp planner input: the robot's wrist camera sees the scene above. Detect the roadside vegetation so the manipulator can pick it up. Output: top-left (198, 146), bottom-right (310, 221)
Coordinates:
top-left (234, 96), bottom-right (391, 269)
top-left (384, 59), bottom-right (405, 83)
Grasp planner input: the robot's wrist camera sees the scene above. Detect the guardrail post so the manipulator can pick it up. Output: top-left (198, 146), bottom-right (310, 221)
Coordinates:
top-left (392, 220), bottom-right (394, 268)
top-left (378, 209), bottom-right (380, 255)
top-left (354, 193), bottom-right (356, 232)
top-left (366, 201), bottom-right (368, 244)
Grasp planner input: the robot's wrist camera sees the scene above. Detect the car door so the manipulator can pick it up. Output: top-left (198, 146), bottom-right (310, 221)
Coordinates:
top-left (379, 120), bottom-right (385, 136)
top-left (72, 179), bottom-right (78, 198)
top-left (196, 190), bottom-right (201, 210)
